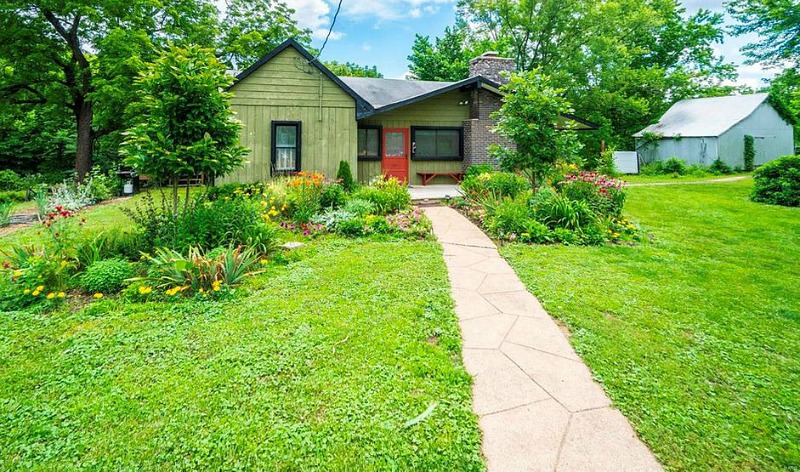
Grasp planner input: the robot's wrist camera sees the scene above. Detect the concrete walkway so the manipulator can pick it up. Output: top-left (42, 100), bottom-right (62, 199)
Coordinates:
top-left (423, 206), bottom-right (662, 472)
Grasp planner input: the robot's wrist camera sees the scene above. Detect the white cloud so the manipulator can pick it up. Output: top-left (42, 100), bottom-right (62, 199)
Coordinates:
top-left (362, 43), bottom-right (372, 51)
top-left (284, 0), bottom-right (345, 41)
top-left (409, 8), bottom-right (422, 18)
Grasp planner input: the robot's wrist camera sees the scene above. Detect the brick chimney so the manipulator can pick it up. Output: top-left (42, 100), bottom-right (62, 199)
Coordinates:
top-left (468, 52), bottom-right (515, 84)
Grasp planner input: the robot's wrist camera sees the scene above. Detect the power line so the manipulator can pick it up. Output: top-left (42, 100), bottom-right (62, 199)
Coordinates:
top-left (313, 0), bottom-right (343, 61)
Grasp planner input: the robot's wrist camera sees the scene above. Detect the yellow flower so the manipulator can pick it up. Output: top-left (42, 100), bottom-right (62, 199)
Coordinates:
top-left (57, 292), bottom-right (66, 298)
top-left (612, 233), bottom-right (620, 238)
top-left (199, 287), bottom-right (205, 293)
top-left (138, 286), bottom-right (152, 295)
top-left (36, 285), bottom-right (44, 292)
top-left (23, 289), bottom-right (30, 294)
top-left (259, 258), bottom-right (269, 265)
top-left (212, 280), bottom-right (222, 292)
top-left (32, 290), bottom-right (40, 296)
top-left (13, 270), bottom-right (22, 277)
top-left (46, 292), bottom-right (55, 299)
top-left (93, 293), bottom-right (104, 299)
top-left (260, 200), bottom-right (268, 206)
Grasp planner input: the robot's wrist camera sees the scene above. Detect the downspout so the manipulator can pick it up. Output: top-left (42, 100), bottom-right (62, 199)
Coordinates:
top-left (319, 72), bottom-right (323, 122)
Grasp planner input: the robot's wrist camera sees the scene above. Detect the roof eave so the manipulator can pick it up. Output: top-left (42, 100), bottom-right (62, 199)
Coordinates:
top-left (359, 76), bottom-right (501, 119)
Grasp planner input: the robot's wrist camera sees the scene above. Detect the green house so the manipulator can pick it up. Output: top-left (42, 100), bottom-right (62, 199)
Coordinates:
top-left (221, 38), bottom-right (594, 186)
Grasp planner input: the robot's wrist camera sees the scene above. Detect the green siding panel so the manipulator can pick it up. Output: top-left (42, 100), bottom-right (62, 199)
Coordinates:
top-left (220, 47), bottom-right (358, 184)
top-left (358, 90), bottom-right (469, 184)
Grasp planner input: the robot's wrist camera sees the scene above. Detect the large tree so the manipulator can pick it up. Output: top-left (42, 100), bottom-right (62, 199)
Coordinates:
top-left (0, 0), bottom-right (219, 181)
top-left (449, 0), bottom-right (735, 153)
top-left (219, 0), bottom-right (311, 70)
top-left (727, 0), bottom-right (800, 68)
top-left (408, 24), bottom-right (473, 81)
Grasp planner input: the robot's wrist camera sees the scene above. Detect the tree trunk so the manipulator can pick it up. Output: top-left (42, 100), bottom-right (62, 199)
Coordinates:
top-left (74, 98), bottom-right (93, 183)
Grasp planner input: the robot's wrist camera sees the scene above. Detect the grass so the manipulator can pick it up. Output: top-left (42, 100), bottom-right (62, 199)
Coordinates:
top-left (0, 237), bottom-right (483, 470)
top-left (0, 189), bottom-right (200, 250)
top-left (622, 172), bottom-right (749, 184)
top-left (500, 179), bottom-right (799, 471)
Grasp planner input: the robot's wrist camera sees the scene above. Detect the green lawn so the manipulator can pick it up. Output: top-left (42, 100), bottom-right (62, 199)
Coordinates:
top-left (501, 179), bottom-right (799, 471)
top-left (0, 237), bottom-right (483, 469)
top-left (622, 172), bottom-right (750, 185)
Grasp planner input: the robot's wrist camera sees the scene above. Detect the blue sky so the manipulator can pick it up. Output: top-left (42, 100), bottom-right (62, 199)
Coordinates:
top-left (272, 0), bottom-right (776, 87)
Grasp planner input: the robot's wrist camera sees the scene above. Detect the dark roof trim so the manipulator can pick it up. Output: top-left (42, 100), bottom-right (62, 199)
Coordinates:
top-left (361, 76), bottom-right (503, 118)
top-left (230, 38), bottom-right (373, 117)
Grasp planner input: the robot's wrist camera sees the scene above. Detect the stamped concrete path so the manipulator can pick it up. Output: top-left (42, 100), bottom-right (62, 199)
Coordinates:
top-left (423, 206), bottom-right (662, 472)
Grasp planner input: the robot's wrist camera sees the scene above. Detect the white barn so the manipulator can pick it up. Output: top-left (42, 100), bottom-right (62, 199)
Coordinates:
top-left (634, 94), bottom-right (795, 168)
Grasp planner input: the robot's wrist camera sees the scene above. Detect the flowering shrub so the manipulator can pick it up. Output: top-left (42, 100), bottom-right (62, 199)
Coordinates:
top-left (456, 170), bottom-right (642, 246)
top-left (558, 171), bottom-right (626, 218)
top-left (287, 172), bottom-right (326, 223)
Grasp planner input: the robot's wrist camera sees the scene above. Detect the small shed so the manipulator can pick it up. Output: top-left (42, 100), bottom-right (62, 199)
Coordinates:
top-left (633, 94), bottom-right (795, 168)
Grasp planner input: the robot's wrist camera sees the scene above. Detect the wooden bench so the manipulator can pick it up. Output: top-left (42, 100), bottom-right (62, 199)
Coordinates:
top-left (417, 171), bottom-right (465, 186)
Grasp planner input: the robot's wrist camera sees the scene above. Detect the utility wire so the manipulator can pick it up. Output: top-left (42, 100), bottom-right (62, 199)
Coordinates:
top-left (312, 0), bottom-right (343, 61)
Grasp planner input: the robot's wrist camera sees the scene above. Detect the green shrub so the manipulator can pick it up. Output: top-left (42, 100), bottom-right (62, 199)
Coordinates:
top-left (484, 195), bottom-right (531, 238)
top-left (461, 172), bottom-right (529, 199)
top-left (532, 189), bottom-right (597, 231)
top-left (744, 135), bottom-right (755, 172)
top-left (709, 159), bottom-right (732, 175)
top-left (138, 245), bottom-right (262, 295)
top-left (125, 193), bottom-right (277, 254)
top-left (662, 157), bottom-right (687, 175)
top-left (0, 170), bottom-right (23, 191)
top-left (79, 258), bottom-right (135, 293)
top-left (0, 202), bottom-right (11, 227)
top-left (751, 155), bottom-right (800, 207)
top-left (0, 190), bottom-right (27, 203)
top-left (104, 229), bottom-right (152, 261)
top-left (336, 160), bottom-right (355, 191)
top-left (351, 176), bottom-right (410, 214)
top-left (640, 161), bottom-right (664, 176)
top-left (320, 183), bottom-right (347, 209)
top-left (343, 198), bottom-right (377, 217)
top-left (465, 164), bottom-right (495, 178)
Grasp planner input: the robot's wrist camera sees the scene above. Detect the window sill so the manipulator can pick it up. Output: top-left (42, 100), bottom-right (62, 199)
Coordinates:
top-left (411, 156), bottom-right (464, 161)
top-left (357, 156), bottom-right (381, 162)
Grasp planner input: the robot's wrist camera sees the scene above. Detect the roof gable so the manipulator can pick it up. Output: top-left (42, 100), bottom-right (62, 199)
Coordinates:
top-left (634, 93), bottom-right (771, 138)
top-left (232, 38), bottom-right (372, 117)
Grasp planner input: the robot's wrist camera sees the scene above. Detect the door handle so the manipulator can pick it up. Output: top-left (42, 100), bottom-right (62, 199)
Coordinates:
top-left (412, 142), bottom-right (416, 155)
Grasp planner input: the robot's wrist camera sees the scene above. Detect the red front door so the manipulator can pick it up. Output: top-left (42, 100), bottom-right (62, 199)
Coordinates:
top-left (381, 128), bottom-right (409, 182)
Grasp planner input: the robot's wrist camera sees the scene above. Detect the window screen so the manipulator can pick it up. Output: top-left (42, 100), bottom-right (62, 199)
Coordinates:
top-left (272, 122), bottom-right (300, 172)
top-left (357, 127), bottom-right (380, 159)
top-left (412, 128), bottom-right (462, 160)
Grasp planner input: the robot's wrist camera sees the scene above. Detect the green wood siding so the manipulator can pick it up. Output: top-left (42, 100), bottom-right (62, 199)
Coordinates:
top-left (220, 47), bottom-right (357, 184)
top-left (358, 90), bottom-right (469, 184)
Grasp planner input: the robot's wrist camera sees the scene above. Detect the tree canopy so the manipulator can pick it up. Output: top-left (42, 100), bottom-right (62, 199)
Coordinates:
top-left (728, 0), bottom-right (800, 68)
top-left (409, 0), bottom-right (738, 155)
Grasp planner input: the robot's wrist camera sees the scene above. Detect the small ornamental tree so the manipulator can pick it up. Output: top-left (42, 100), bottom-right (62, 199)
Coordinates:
top-left (743, 134), bottom-right (755, 171)
top-left (336, 160), bottom-right (355, 191)
top-left (490, 70), bottom-right (582, 187)
top-left (122, 44), bottom-right (247, 215)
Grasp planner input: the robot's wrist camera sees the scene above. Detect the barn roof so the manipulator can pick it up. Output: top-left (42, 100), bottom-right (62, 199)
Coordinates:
top-left (633, 93), bottom-right (770, 138)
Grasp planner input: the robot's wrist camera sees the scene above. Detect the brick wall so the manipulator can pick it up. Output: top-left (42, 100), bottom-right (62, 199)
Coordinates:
top-left (463, 89), bottom-right (515, 171)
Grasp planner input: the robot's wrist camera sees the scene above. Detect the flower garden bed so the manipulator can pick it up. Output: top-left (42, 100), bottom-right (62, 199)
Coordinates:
top-left (452, 168), bottom-right (645, 246)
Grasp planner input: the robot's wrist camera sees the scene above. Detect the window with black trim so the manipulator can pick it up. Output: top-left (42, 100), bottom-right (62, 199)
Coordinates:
top-left (271, 121), bottom-right (301, 173)
top-left (411, 127), bottom-right (463, 160)
top-left (357, 126), bottom-right (381, 160)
